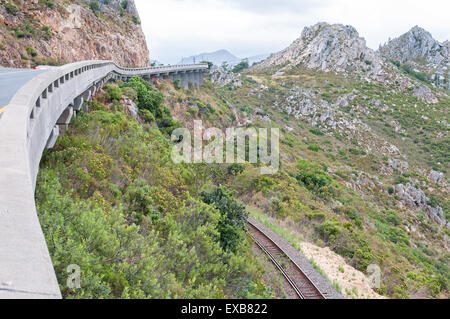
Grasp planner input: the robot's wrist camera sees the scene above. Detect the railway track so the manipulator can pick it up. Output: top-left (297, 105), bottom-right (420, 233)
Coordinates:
top-left (247, 220), bottom-right (326, 299)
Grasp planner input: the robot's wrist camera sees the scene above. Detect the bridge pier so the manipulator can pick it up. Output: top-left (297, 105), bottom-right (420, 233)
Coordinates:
top-left (45, 125), bottom-right (60, 149)
top-left (74, 96), bottom-right (84, 111)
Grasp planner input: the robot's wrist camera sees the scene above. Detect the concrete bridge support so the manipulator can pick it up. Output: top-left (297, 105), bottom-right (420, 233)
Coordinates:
top-left (45, 125), bottom-right (60, 149)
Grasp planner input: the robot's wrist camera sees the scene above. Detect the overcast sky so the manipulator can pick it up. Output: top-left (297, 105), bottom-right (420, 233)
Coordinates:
top-left (134, 0), bottom-right (449, 64)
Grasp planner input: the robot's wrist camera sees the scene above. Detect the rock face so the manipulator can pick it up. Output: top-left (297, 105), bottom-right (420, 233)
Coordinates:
top-left (395, 183), bottom-right (448, 228)
top-left (380, 26), bottom-right (448, 65)
top-left (0, 0), bottom-right (150, 68)
top-left (256, 22), bottom-right (384, 78)
top-left (379, 26), bottom-right (449, 90)
top-left (412, 85), bottom-right (439, 104)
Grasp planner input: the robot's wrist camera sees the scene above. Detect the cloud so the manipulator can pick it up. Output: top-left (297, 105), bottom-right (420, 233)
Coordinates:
top-left (135, 0), bottom-right (449, 64)
top-left (202, 0), bottom-right (327, 14)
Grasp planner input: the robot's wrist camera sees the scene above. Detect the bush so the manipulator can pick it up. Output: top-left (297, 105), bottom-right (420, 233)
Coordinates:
top-left (14, 30), bottom-right (25, 38)
top-left (201, 187), bottom-right (248, 252)
top-left (296, 159), bottom-right (333, 193)
top-left (315, 221), bottom-right (342, 242)
top-left (26, 46), bottom-right (38, 57)
top-left (89, 1), bottom-right (100, 12)
top-left (105, 85), bottom-right (123, 101)
top-left (5, 3), bottom-right (19, 15)
top-left (42, 0), bottom-right (56, 8)
top-left (252, 176), bottom-right (276, 194)
top-left (227, 163), bottom-right (245, 176)
top-left (121, 76), bottom-right (180, 135)
top-left (232, 59), bottom-right (249, 73)
top-left (173, 79), bottom-right (181, 90)
top-left (310, 128), bottom-right (324, 136)
top-left (308, 144), bottom-right (321, 152)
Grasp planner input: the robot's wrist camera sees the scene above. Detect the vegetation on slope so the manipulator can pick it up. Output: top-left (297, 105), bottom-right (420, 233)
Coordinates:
top-left (36, 78), bottom-right (270, 298)
top-left (37, 66), bottom-right (449, 299)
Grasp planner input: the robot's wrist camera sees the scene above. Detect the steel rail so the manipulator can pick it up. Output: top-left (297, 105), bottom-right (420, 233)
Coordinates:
top-left (247, 220), bottom-right (326, 299)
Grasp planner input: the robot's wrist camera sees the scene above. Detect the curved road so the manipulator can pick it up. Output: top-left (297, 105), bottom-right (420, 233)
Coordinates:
top-left (0, 68), bottom-right (49, 116)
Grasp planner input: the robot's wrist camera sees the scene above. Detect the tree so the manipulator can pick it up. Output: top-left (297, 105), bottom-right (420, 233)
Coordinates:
top-left (232, 59), bottom-right (249, 73)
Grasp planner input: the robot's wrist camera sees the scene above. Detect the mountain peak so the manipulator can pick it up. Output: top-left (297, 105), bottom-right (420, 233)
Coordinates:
top-left (380, 26), bottom-right (447, 65)
top-left (256, 22), bottom-right (383, 77)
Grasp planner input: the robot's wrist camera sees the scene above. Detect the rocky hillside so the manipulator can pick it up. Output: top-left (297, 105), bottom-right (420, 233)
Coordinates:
top-left (256, 22), bottom-right (384, 80)
top-left (379, 26), bottom-right (449, 90)
top-left (0, 0), bottom-right (150, 68)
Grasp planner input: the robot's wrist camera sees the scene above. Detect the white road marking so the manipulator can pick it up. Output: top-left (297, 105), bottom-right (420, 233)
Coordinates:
top-left (0, 105), bottom-right (9, 114)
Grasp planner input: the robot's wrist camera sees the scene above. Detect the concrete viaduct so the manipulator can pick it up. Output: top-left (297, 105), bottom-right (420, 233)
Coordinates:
top-left (0, 61), bottom-right (208, 298)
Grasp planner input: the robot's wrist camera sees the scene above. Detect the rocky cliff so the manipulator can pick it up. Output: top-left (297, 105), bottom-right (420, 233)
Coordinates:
top-left (256, 22), bottom-right (384, 79)
top-left (0, 0), bottom-right (150, 68)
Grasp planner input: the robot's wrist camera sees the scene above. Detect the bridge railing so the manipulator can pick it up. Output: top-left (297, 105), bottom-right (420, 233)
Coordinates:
top-left (0, 60), bottom-right (208, 299)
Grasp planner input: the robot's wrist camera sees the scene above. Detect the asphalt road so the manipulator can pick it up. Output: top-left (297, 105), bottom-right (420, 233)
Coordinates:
top-left (0, 68), bottom-right (48, 110)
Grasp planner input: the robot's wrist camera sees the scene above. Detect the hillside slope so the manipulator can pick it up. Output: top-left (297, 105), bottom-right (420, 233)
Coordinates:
top-left (0, 0), bottom-right (149, 68)
top-left (31, 20), bottom-right (449, 299)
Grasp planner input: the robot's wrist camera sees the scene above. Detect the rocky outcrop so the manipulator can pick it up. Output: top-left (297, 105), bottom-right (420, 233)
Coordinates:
top-left (429, 170), bottom-right (445, 184)
top-left (210, 66), bottom-right (242, 87)
top-left (255, 22), bottom-right (384, 79)
top-left (0, 0), bottom-right (150, 68)
top-left (395, 183), bottom-right (448, 228)
top-left (379, 26), bottom-right (449, 90)
top-left (412, 85), bottom-right (439, 104)
top-left (379, 26), bottom-right (448, 65)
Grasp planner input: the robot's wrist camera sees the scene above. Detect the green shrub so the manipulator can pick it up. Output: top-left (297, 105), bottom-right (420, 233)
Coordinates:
top-left (232, 59), bottom-right (249, 73)
top-left (308, 144), bottom-right (321, 152)
top-left (227, 163), bottom-right (245, 176)
top-left (89, 1), bottom-right (100, 12)
top-left (26, 46), bottom-right (38, 57)
top-left (310, 128), bottom-right (324, 136)
top-left (14, 30), bottom-right (25, 38)
top-left (252, 176), bottom-right (276, 194)
top-left (5, 2), bottom-right (19, 14)
top-left (121, 76), bottom-right (180, 135)
top-left (105, 85), bottom-right (123, 101)
top-left (315, 221), bottom-right (342, 242)
top-left (173, 78), bottom-right (181, 90)
top-left (201, 187), bottom-right (248, 252)
top-left (296, 159), bottom-right (333, 193)
top-left (42, 0), bottom-right (56, 8)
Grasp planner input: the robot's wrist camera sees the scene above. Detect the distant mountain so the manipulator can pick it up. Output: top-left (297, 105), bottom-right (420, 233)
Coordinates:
top-left (246, 53), bottom-right (271, 66)
top-left (179, 50), bottom-right (240, 66)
